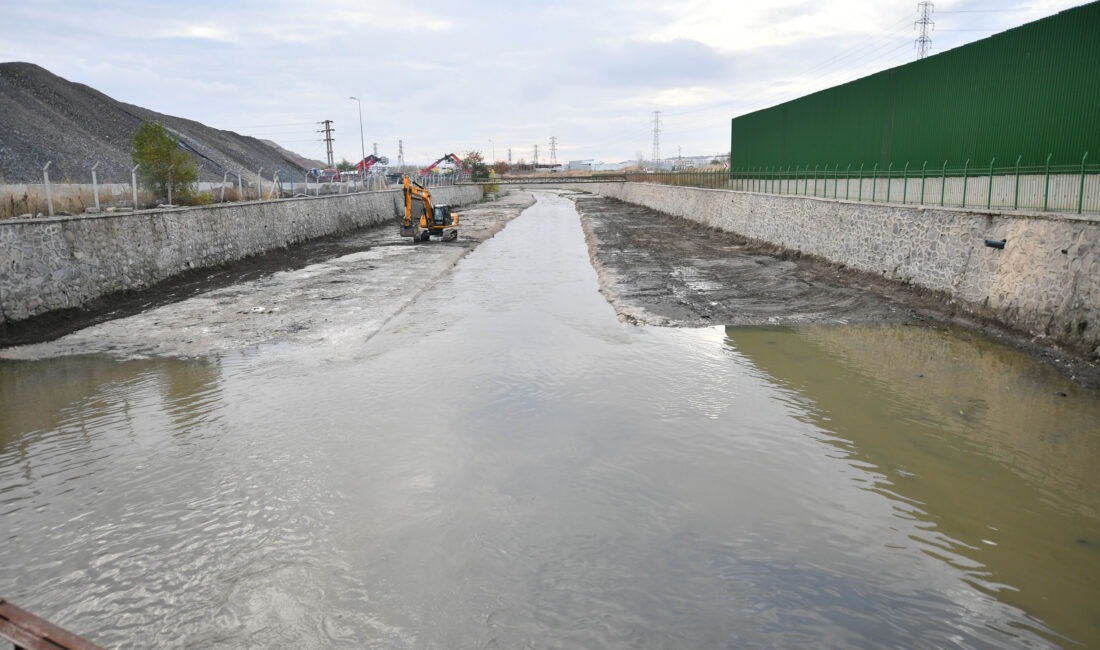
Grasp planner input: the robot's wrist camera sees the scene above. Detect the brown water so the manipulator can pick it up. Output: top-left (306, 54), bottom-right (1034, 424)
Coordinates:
top-left (1, 192), bottom-right (1098, 648)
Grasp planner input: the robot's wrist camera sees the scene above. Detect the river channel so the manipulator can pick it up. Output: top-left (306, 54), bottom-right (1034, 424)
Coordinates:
top-left (2, 192), bottom-right (1099, 648)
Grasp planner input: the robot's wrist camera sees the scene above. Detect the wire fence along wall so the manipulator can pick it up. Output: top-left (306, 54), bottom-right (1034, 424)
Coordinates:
top-left (1, 164), bottom-right (468, 219)
top-left (625, 155), bottom-right (1100, 216)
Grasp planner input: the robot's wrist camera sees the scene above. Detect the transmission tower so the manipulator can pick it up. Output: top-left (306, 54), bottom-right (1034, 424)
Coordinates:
top-left (318, 119), bottom-right (335, 167)
top-left (915, 1), bottom-right (934, 59)
top-left (651, 111), bottom-right (662, 164)
top-left (549, 136), bottom-right (558, 164)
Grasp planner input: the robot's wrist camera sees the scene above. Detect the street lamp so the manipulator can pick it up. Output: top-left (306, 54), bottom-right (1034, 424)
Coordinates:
top-left (349, 96), bottom-right (365, 181)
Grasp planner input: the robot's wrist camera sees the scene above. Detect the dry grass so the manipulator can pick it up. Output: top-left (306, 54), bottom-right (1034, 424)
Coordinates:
top-left (0, 185), bottom-right (255, 218)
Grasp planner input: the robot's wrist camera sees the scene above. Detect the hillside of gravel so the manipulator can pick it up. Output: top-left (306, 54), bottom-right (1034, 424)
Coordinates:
top-left (0, 61), bottom-right (324, 184)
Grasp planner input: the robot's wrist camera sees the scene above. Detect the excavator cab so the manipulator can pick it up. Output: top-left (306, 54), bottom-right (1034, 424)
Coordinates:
top-left (432, 205), bottom-right (453, 227)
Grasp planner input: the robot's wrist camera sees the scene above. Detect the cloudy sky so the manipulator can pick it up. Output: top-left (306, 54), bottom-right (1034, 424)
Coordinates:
top-left (2, 0), bottom-right (1085, 166)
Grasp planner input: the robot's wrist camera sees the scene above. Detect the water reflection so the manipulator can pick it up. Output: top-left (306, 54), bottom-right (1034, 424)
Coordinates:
top-left (3, 193), bottom-right (1099, 648)
top-left (0, 355), bottom-right (224, 453)
top-left (723, 324), bottom-right (1100, 646)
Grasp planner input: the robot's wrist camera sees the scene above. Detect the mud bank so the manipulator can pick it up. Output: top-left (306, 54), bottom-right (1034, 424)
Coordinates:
top-left (554, 182), bottom-right (1100, 365)
top-left (573, 193), bottom-right (1100, 387)
top-left (0, 184), bottom-right (482, 327)
top-left (0, 192), bottom-right (533, 360)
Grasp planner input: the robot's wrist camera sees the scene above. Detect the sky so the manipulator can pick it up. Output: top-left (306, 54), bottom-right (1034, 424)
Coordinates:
top-left (1, 0), bottom-right (1087, 167)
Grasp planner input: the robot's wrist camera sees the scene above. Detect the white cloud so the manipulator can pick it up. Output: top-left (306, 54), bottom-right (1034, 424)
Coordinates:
top-left (1, 0), bottom-right (1089, 164)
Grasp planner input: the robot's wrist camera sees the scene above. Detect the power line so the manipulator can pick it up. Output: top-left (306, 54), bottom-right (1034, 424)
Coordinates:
top-left (916, 1), bottom-right (934, 58)
top-left (317, 120), bottom-right (335, 167)
top-left (651, 110), bottom-right (661, 162)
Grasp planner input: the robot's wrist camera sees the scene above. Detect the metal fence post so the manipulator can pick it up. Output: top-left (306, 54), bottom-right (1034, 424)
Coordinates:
top-left (813, 164), bottom-right (819, 197)
top-left (91, 161), bottom-right (101, 211)
top-left (872, 163), bottom-right (878, 202)
top-left (43, 161), bottom-right (54, 216)
top-left (920, 161), bottom-right (927, 205)
top-left (986, 157), bottom-right (996, 209)
top-left (1014, 154), bottom-right (1022, 210)
top-left (131, 164), bottom-right (140, 210)
top-left (1043, 153), bottom-right (1052, 211)
top-left (846, 164), bottom-right (851, 199)
top-left (1079, 151), bottom-right (1089, 214)
top-left (886, 162), bottom-right (893, 203)
top-left (858, 163), bottom-right (864, 201)
top-left (902, 161), bottom-right (909, 204)
top-left (961, 159), bottom-right (970, 208)
top-left (940, 160), bottom-right (947, 206)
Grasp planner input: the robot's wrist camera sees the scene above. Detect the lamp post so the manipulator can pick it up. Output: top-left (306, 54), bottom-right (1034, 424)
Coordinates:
top-left (349, 96), bottom-right (366, 182)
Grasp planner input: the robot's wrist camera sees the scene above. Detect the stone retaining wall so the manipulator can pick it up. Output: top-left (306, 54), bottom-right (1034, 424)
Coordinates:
top-left (556, 182), bottom-right (1099, 357)
top-left (0, 185), bottom-right (482, 324)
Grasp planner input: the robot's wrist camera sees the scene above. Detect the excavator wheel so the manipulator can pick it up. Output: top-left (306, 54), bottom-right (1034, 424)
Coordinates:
top-left (446, 230), bottom-right (458, 242)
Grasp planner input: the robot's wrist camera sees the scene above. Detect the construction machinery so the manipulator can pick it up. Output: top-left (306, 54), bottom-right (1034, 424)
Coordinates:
top-left (400, 175), bottom-right (458, 242)
top-left (419, 153), bottom-right (465, 176)
top-left (354, 154), bottom-right (387, 175)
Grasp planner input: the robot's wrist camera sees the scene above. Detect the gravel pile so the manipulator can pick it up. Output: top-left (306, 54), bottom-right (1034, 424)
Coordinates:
top-left (0, 62), bottom-right (324, 184)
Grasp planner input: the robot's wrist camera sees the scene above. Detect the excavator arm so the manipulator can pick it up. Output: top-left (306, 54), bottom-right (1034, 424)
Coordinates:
top-left (401, 175), bottom-right (459, 241)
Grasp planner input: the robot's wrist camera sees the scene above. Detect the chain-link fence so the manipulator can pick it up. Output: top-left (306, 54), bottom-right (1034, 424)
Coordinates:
top-left (626, 155), bottom-right (1100, 216)
top-left (1, 164), bottom-right (470, 219)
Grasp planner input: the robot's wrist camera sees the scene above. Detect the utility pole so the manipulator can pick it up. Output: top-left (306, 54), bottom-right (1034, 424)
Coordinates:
top-left (373, 142), bottom-right (378, 157)
top-left (318, 119), bottom-right (335, 167)
top-left (915, 1), bottom-right (934, 59)
top-left (533, 144), bottom-right (539, 168)
top-left (651, 111), bottom-right (661, 165)
top-left (398, 140), bottom-right (405, 170)
top-left (508, 148), bottom-right (512, 164)
top-left (549, 136), bottom-right (558, 165)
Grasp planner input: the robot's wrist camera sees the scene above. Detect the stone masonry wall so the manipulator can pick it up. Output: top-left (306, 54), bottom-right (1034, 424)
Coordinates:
top-left (558, 182), bottom-right (1099, 358)
top-left (0, 185), bottom-right (481, 324)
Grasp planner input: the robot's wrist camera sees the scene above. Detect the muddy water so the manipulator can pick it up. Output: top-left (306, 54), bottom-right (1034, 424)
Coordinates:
top-left (1, 192), bottom-right (1098, 648)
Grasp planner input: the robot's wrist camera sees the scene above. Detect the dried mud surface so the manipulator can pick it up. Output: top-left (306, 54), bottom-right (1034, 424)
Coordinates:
top-left (572, 193), bottom-right (1100, 388)
top-left (0, 192), bottom-right (534, 360)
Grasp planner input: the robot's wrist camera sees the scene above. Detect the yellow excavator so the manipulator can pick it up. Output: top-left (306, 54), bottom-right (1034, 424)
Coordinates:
top-left (400, 175), bottom-right (459, 242)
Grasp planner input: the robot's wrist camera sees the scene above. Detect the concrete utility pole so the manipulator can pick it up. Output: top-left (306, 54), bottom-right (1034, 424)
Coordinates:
top-left (508, 148), bottom-right (512, 164)
top-left (398, 140), bottom-right (405, 169)
top-left (318, 119), bottom-right (335, 167)
top-left (373, 142), bottom-right (378, 157)
top-left (533, 144), bottom-right (539, 167)
top-left (349, 97), bottom-right (365, 173)
top-left (549, 136), bottom-right (558, 165)
top-left (915, 1), bottom-right (934, 59)
top-left (651, 111), bottom-right (662, 164)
